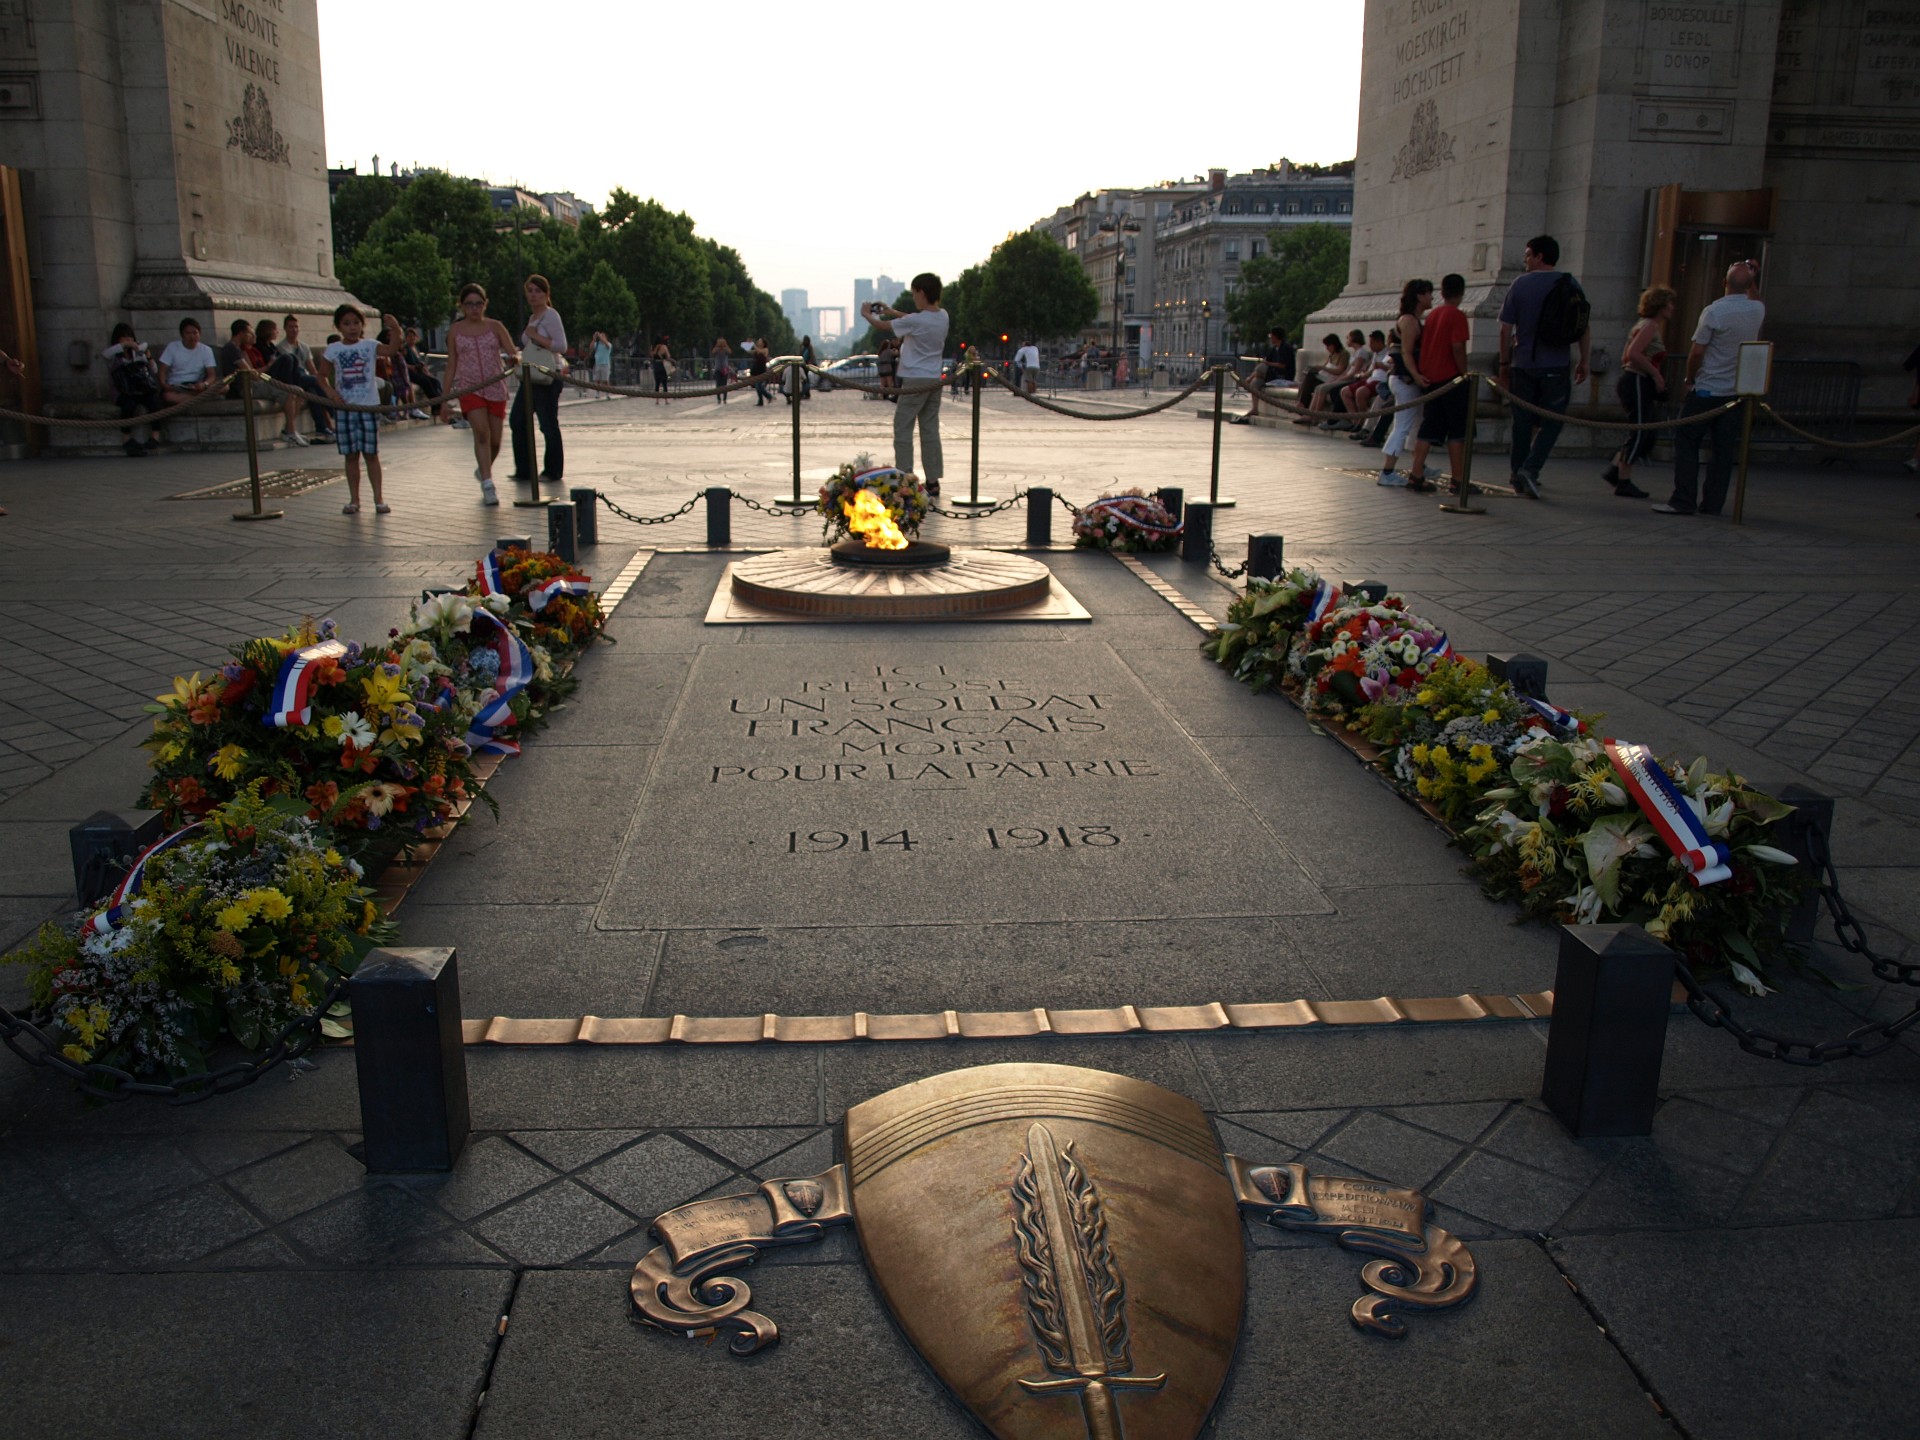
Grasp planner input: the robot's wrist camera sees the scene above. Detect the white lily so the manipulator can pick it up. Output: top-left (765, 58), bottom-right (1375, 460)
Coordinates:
top-left (1741, 844), bottom-right (1799, 866)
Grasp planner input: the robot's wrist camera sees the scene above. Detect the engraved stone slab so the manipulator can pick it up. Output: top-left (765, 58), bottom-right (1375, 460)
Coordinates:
top-left (597, 643), bottom-right (1329, 930)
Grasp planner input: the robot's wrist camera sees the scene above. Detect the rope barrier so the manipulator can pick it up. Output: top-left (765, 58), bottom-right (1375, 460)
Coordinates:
top-left (1481, 377), bottom-right (1742, 432)
top-left (992, 364), bottom-right (1226, 421)
top-left (254, 364), bottom-right (520, 416)
top-left (1757, 403), bottom-right (1920, 451)
top-left (0, 378), bottom-right (243, 429)
top-left (1234, 370), bottom-right (1467, 420)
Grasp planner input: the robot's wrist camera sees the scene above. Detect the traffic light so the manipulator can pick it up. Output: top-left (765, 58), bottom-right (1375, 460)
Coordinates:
top-left (999, 333), bottom-right (1009, 344)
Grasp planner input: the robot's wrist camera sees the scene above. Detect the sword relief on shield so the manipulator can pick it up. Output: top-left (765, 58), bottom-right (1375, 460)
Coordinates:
top-left (1012, 1122), bottom-right (1166, 1440)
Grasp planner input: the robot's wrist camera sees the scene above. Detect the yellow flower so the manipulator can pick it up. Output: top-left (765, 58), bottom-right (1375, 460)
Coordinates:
top-left (1410, 744), bottom-right (1430, 765)
top-left (361, 670), bottom-right (407, 713)
top-left (1483, 709), bottom-right (1502, 724)
top-left (216, 900), bottom-right (254, 931)
top-left (217, 960), bottom-right (242, 987)
top-left (209, 744), bottom-right (248, 781)
top-left (322, 714), bottom-right (345, 739)
top-left (159, 741), bottom-right (185, 764)
top-left (1469, 743), bottom-right (1495, 763)
top-left (324, 848), bottom-right (344, 867)
top-left (1416, 689), bottom-right (1437, 705)
top-left (250, 888), bottom-right (293, 922)
top-left (158, 672), bottom-right (209, 710)
top-left (62, 1043), bottom-right (90, 1063)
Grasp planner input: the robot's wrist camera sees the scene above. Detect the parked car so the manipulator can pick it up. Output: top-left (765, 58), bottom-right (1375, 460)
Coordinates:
top-left (814, 355), bottom-right (878, 392)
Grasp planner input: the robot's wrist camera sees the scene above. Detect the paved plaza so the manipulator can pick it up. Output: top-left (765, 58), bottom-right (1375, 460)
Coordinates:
top-left (3, 389), bottom-right (1919, 1438)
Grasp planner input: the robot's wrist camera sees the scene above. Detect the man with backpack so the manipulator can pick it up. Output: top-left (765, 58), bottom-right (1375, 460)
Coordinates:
top-left (1497, 234), bottom-right (1590, 498)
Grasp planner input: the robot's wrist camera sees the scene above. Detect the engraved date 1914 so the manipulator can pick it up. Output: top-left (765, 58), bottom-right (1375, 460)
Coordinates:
top-left (782, 826), bottom-right (1128, 853)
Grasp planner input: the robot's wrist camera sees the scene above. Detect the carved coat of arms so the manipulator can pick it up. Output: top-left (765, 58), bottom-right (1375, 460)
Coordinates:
top-left (226, 82), bottom-right (290, 165)
top-left (1392, 99), bottom-right (1456, 181)
top-left (632, 1063), bottom-right (1477, 1438)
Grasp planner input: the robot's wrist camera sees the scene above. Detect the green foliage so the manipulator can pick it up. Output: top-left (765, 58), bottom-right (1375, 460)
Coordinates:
top-left (1224, 223), bottom-right (1350, 346)
top-left (367, 171), bottom-right (498, 288)
top-left (573, 261), bottom-right (638, 342)
top-left (330, 175), bottom-right (400, 256)
top-left (941, 266), bottom-right (985, 354)
top-left (976, 232), bottom-right (1099, 343)
top-left (337, 232), bottom-right (455, 328)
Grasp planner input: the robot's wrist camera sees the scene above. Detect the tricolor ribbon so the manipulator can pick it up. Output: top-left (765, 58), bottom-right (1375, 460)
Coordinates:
top-left (1076, 495), bottom-right (1184, 537)
top-left (1521, 695), bottom-right (1587, 734)
top-left (476, 551), bottom-right (507, 598)
top-left (852, 465), bottom-right (907, 485)
top-left (526, 575), bottom-right (593, 613)
top-left (1420, 630), bottom-right (1456, 661)
top-left (80, 822), bottom-right (206, 938)
top-left (1604, 739), bottom-right (1731, 886)
top-left (463, 610), bottom-right (534, 756)
top-left (264, 640), bottom-right (348, 728)
top-left (1306, 579), bottom-right (1342, 623)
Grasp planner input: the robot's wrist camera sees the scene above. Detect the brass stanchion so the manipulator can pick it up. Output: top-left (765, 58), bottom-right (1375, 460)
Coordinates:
top-left (512, 362), bottom-right (550, 508)
top-left (1208, 367), bottom-right (1234, 507)
top-left (231, 369), bottom-right (283, 522)
top-left (1731, 394), bottom-right (1756, 525)
top-left (1438, 375), bottom-right (1486, 515)
top-left (951, 364), bottom-right (995, 507)
top-left (787, 359), bottom-right (805, 505)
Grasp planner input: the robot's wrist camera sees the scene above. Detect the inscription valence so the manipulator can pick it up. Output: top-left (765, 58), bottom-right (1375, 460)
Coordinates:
top-left (1392, 99), bottom-right (1456, 180)
top-left (226, 81), bottom-right (289, 164)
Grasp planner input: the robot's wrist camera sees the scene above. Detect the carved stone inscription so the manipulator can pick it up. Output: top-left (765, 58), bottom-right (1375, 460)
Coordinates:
top-left (597, 645), bottom-right (1326, 930)
top-left (1856, 8), bottom-right (1920, 108)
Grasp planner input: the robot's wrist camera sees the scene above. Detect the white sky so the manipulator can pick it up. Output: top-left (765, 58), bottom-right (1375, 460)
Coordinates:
top-left (318, 2), bottom-right (1362, 320)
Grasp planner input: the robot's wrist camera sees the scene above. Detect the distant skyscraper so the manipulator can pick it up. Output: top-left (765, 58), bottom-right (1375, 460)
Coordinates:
top-left (853, 278), bottom-right (878, 315)
top-left (875, 274), bottom-right (901, 304)
top-left (780, 288), bottom-right (808, 334)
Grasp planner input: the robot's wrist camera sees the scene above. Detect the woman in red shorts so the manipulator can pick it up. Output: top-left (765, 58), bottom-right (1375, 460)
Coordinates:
top-left (446, 282), bottom-right (518, 506)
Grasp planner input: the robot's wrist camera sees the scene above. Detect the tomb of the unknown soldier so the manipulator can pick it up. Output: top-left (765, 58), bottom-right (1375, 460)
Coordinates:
top-left (0, 3), bottom-right (1919, 1438)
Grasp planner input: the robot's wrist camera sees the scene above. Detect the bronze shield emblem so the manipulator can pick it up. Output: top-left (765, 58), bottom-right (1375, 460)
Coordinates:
top-left (844, 1063), bottom-right (1242, 1440)
top-left (632, 1062), bottom-right (1476, 1436)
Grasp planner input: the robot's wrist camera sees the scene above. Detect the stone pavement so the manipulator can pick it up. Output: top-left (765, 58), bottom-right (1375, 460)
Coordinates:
top-left (2, 392), bottom-right (1918, 1439)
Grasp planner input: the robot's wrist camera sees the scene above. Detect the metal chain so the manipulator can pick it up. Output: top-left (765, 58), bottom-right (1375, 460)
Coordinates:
top-left (1054, 491), bottom-right (1082, 515)
top-left (928, 490), bottom-right (1027, 519)
top-left (1672, 816), bottom-right (1920, 1065)
top-left (729, 490), bottom-right (814, 517)
top-left (1208, 540), bottom-right (1248, 579)
top-left (596, 491), bottom-right (703, 527)
top-left (0, 975), bottom-right (347, 1104)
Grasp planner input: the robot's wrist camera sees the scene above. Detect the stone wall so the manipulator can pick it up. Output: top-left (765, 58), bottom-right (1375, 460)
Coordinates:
top-left (0, 0), bottom-right (359, 403)
top-left (1310, 0), bottom-right (1920, 407)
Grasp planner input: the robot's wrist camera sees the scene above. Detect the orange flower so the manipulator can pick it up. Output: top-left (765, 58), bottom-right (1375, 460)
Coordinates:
top-left (309, 657), bottom-right (347, 687)
top-left (188, 694), bottom-right (222, 725)
top-left (304, 780), bottom-right (339, 817)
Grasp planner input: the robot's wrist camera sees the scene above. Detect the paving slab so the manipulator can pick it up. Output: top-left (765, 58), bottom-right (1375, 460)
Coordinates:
top-left (0, 1270), bottom-right (510, 1440)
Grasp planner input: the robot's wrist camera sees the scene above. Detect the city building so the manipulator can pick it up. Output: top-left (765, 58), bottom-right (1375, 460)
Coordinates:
top-left (780, 288), bottom-right (808, 336)
top-left (1148, 163), bottom-right (1354, 379)
top-left (539, 192), bottom-right (591, 227)
top-left (1029, 163), bottom-right (1352, 378)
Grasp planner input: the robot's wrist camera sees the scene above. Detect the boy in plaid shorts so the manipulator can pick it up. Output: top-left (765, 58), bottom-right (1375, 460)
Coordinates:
top-left (318, 305), bottom-right (406, 514)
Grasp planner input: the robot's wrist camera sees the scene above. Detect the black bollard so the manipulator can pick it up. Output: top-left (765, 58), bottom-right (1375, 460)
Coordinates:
top-left (495, 535), bottom-right (531, 554)
top-left (1026, 486), bottom-right (1053, 546)
top-left (349, 947), bottom-right (470, 1173)
top-left (569, 488), bottom-right (598, 547)
top-left (1156, 487), bottom-right (1184, 524)
top-left (1488, 652), bottom-right (1549, 699)
top-left (1247, 534), bottom-right (1285, 581)
top-left (1181, 500), bottom-right (1215, 565)
top-left (547, 502), bottom-right (577, 564)
top-left (1773, 784), bottom-right (1836, 944)
top-left (1541, 924), bottom-right (1674, 1137)
top-left (706, 486), bottom-right (732, 546)
top-left (68, 809), bottom-right (163, 907)
top-left (1345, 580), bottom-right (1388, 603)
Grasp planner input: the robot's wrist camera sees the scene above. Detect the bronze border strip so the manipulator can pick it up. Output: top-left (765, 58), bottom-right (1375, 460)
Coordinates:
top-left (1113, 553), bottom-right (1221, 628)
top-left (457, 990), bottom-right (1555, 1046)
top-left (371, 548), bottom-right (656, 916)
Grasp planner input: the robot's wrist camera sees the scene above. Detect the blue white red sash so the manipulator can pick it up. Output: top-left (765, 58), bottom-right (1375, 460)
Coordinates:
top-left (1077, 495), bottom-right (1183, 537)
top-left (527, 575), bottom-right (592, 613)
top-left (463, 610), bottom-right (534, 755)
top-left (265, 640), bottom-right (347, 728)
top-left (1421, 630), bottom-right (1456, 660)
top-left (80, 822), bottom-right (205, 938)
top-left (476, 551), bottom-right (507, 597)
top-left (1604, 739), bottom-right (1730, 886)
top-left (852, 465), bottom-right (906, 485)
top-left (1521, 695), bottom-right (1587, 734)
top-left (1306, 579), bottom-right (1342, 623)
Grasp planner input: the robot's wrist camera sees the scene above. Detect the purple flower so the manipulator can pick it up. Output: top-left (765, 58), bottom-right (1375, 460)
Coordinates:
top-left (221, 662), bottom-right (245, 681)
top-left (365, 814), bottom-right (382, 830)
top-left (319, 618), bottom-right (338, 639)
top-left (344, 641), bottom-right (364, 664)
top-left (380, 662), bottom-right (401, 678)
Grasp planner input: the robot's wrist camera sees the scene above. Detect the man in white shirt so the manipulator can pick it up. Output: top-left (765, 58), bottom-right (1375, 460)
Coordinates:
top-left (1654, 262), bottom-right (1765, 516)
top-left (862, 273), bottom-right (950, 496)
top-left (157, 317), bottom-right (222, 405)
top-left (1014, 340), bottom-right (1040, 395)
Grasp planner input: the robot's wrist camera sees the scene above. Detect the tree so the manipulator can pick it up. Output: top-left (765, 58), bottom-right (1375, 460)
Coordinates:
top-left (330, 175), bottom-right (399, 256)
top-left (573, 260), bottom-right (638, 341)
top-left (338, 232), bottom-right (454, 327)
top-left (941, 265), bottom-right (985, 356)
top-left (368, 171), bottom-right (498, 289)
top-left (975, 232), bottom-right (1099, 344)
top-left (1224, 223), bottom-right (1350, 349)
top-left (599, 189), bottom-right (711, 349)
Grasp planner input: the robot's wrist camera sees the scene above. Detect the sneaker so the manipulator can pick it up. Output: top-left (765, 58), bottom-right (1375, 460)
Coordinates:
top-left (1613, 481), bottom-right (1650, 499)
top-left (1377, 471), bottom-right (1408, 487)
top-left (409, 409), bottom-right (430, 421)
top-left (374, 502), bottom-right (392, 514)
top-left (1650, 502), bottom-right (1694, 515)
top-left (480, 479), bottom-right (499, 507)
top-left (1513, 472), bottom-right (1541, 499)
top-left (341, 502), bottom-right (360, 515)
top-left (452, 417), bottom-right (470, 430)
top-left (281, 429), bottom-right (309, 446)
top-left (1600, 464), bottom-right (1619, 484)
top-left (122, 438), bottom-right (144, 458)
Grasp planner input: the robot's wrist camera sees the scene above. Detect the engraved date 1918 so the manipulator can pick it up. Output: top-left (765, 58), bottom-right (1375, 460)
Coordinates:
top-left (782, 826), bottom-right (1126, 853)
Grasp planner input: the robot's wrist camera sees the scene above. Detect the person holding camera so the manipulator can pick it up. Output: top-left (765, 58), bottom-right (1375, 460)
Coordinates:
top-left (861, 272), bottom-right (949, 496)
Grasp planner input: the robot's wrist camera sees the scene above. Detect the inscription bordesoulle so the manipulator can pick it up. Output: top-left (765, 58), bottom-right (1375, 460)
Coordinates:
top-left (712, 664), bottom-right (1160, 783)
